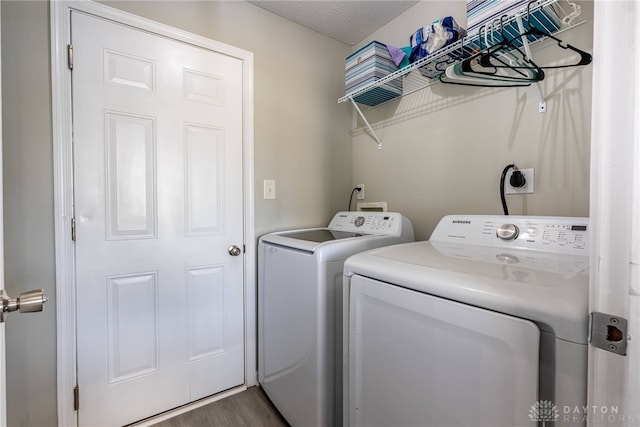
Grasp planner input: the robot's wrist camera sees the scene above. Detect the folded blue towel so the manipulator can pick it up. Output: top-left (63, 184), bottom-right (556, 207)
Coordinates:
top-left (409, 16), bottom-right (467, 64)
top-left (409, 27), bottom-right (428, 63)
top-left (424, 16), bottom-right (466, 54)
top-left (400, 46), bottom-right (412, 68)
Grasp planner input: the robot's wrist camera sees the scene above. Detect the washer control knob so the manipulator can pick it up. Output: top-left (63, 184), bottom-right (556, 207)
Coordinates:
top-left (354, 216), bottom-right (365, 227)
top-left (497, 224), bottom-right (519, 241)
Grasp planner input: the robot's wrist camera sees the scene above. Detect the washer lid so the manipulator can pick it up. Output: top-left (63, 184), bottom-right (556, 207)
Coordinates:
top-left (282, 229), bottom-right (367, 243)
top-left (344, 240), bottom-right (589, 344)
top-left (260, 211), bottom-right (414, 253)
top-left (261, 228), bottom-right (370, 252)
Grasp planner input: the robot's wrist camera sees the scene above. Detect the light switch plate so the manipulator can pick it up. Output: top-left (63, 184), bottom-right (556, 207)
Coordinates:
top-left (263, 179), bottom-right (276, 199)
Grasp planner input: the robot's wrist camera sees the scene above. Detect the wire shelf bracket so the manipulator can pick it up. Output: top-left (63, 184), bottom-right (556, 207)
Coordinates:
top-left (349, 96), bottom-right (383, 149)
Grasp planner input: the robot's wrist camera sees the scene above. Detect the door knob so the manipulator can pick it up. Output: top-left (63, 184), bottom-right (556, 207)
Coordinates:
top-left (1, 288), bottom-right (49, 323)
top-left (228, 245), bottom-right (242, 256)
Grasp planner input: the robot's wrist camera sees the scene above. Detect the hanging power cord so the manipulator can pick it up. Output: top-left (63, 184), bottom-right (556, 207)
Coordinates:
top-left (500, 164), bottom-right (515, 215)
top-left (348, 186), bottom-right (363, 211)
top-left (500, 164), bottom-right (527, 215)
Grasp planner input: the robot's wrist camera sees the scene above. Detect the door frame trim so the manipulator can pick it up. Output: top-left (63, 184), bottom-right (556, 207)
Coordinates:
top-left (0, 12), bottom-right (6, 427)
top-left (50, 2), bottom-right (255, 425)
top-left (588, 1), bottom-right (639, 417)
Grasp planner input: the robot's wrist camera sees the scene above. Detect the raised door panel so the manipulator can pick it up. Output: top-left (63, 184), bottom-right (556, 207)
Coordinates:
top-left (107, 272), bottom-right (159, 383)
top-left (105, 112), bottom-right (157, 240)
top-left (186, 266), bottom-right (225, 361)
top-left (185, 124), bottom-right (223, 236)
top-left (103, 49), bottom-right (156, 92)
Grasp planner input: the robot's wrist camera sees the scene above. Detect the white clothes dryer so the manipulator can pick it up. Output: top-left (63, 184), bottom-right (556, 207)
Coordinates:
top-left (258, 211), bottom-right (414, 427)
top-left (343, 215), bottom-right (589, 427)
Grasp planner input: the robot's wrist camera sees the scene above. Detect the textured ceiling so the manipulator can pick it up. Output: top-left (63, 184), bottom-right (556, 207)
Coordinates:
top-left (249, 1), bottom-right (419, 45)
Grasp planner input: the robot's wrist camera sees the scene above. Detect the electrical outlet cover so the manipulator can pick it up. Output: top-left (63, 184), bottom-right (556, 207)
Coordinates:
top-left (505, 168), bottom-right (534, 194)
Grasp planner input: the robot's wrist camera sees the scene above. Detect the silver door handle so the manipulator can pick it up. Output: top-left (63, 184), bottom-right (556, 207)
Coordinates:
top-left (1, 289), bottom-right (49, 323)
top-left (228, 245), bottom-right (242, 256)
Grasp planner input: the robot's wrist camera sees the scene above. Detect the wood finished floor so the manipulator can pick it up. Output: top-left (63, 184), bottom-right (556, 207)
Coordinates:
top-left (152, 386), bottom-right (289, 427)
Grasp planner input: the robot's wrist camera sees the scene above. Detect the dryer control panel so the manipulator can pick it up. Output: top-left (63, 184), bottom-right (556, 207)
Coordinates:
top-left (328, 211), bottom-right (405, 236)
top-left (430, 215), bottom-right (589, 255)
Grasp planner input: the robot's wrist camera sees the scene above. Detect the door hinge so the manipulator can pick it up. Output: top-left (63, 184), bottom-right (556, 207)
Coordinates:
top-left (73, 385), bottom-right (79, 411)
top-left (589, 311), bottom-right (628, 356)
top-left (67, 44), bottom-right (73, 70)
top-left (71, 217), bottom-right (76, 241)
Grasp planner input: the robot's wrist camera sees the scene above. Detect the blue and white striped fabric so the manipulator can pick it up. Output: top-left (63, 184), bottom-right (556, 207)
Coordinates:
top-left (345, 41), bottom-right (402, 106)
top-left (467, 0), bottom-right (529, 35)
top-left (466, 0), bottom-right (563, 48)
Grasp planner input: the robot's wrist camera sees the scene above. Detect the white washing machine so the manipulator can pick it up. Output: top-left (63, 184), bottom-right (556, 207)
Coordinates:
top-left (343, 215), bottom-right (589, 427)
top-left (258, 211), bottom-right (414, 427)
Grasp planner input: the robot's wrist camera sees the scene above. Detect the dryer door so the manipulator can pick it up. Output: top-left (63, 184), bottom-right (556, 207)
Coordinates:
top-left (347, 275), bottom-right (540, 427)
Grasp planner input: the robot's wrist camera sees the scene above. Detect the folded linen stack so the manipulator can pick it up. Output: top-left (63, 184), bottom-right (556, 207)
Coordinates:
top-left (466, 0), bottom-right (530, 37)
top-left (345, 41), bottom-right (402, 107)
top-left (464, 0), bottom-right (564, 53)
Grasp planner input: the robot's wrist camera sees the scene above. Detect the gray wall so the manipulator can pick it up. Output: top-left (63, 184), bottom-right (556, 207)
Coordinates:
top-left (1, 1), bottom-right (352, 425)
top-left (1, 1), bottom-right (58, 425)
top-left (350, 1), bottom-right (593, 240)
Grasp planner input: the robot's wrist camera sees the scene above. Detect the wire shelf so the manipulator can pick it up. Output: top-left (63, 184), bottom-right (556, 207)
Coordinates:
top-left (338, 0), bottom-right (584, 107)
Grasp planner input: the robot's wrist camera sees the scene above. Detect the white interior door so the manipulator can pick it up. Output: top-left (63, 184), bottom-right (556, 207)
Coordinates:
top-left (72, 11), bottom-right (245, 426)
